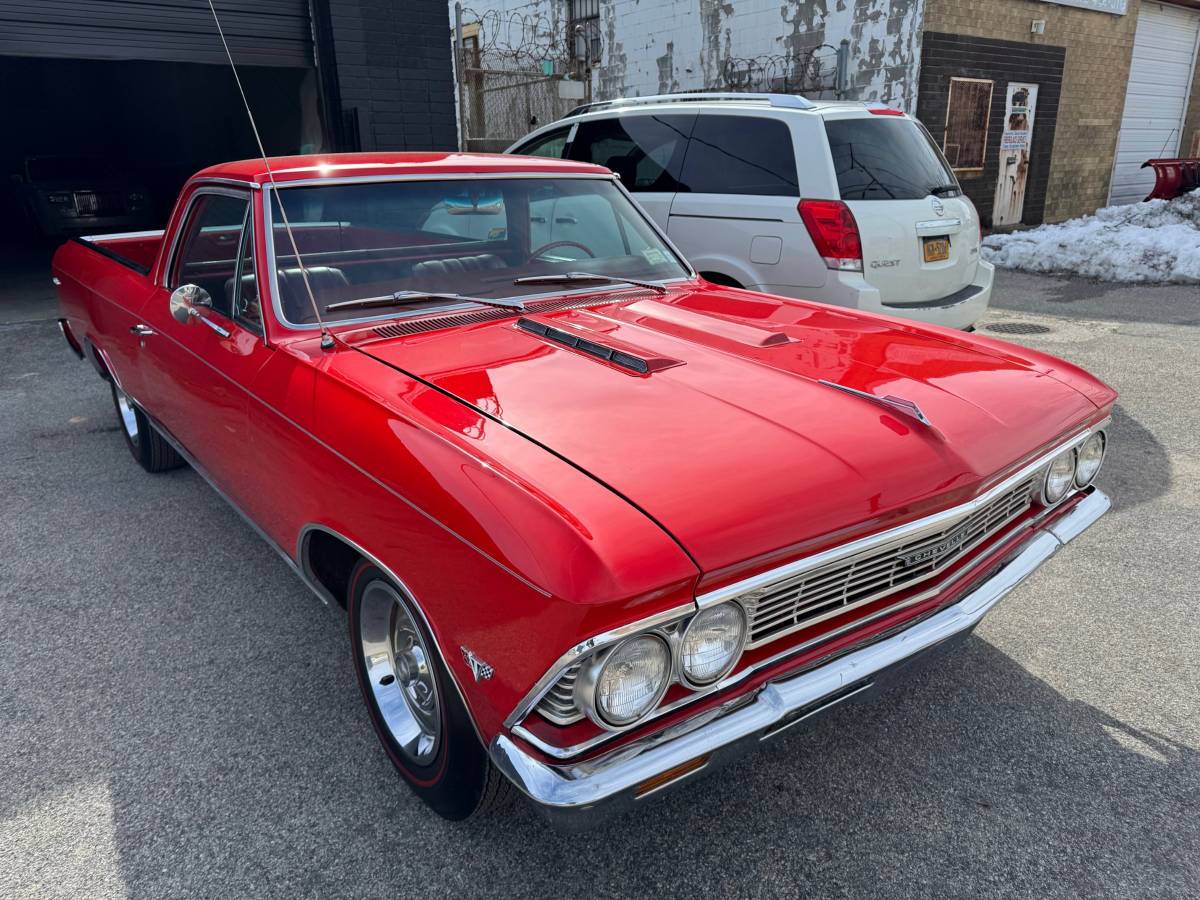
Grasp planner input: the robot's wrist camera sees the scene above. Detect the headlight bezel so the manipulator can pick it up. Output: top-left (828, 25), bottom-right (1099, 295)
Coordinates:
top-left (1041, 447), bottom-right (1078, 505)
top-left (575, 633), bottom-right (673, 729)
top-left (1074, 430), bottom-right (1106, 487)
top-left (677, 602), bottom-right (748, 688)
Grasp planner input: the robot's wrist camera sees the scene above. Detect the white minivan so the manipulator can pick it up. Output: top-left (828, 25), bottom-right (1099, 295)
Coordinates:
top-left (506, 93), bottom-right (993, 330)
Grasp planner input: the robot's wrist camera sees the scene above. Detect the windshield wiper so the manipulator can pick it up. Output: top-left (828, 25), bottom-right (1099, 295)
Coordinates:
top-left (325, 290), bottom-right (525, 313)
top-left (929, 184), bottom-right (961, 197)
top-left (511, 272), bottom-right (668, 295)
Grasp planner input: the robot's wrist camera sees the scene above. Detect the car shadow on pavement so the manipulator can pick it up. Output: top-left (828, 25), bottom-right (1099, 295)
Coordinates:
top-left (1105, 403), bottom-right (1169, 514)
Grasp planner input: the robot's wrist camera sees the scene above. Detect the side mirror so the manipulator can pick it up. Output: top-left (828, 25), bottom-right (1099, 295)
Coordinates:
top-left (169, 283), bottom-right (212, 325)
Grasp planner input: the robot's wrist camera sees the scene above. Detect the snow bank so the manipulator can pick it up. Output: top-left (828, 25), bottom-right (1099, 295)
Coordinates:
top-left (982, 189), bottom-right (1200, 284)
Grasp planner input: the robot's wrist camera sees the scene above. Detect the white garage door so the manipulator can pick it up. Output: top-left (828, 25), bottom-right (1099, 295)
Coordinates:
top-left (1108, 2), bottom-right (1200, 205)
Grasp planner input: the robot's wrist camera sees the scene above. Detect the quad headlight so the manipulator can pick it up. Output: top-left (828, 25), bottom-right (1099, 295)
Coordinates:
top-left (1042, 448), bottom-right (1077, 505)
top-left (586, 635), bottom-right (672, 727)
top-left (1074, 431), bottom-right (1106, 487)
top-left (680, 603), bottom-right (747, 686)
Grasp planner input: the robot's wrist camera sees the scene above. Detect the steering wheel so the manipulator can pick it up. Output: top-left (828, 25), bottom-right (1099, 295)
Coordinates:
top-left (528, 239), bottom-right (596, 261)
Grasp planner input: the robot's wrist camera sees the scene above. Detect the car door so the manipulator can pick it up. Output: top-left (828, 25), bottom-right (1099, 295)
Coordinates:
top-left (668, 113), bottom-right (823, 289)
top-left (131, 187), bottom-right (273, 500)
top-left (566, 114), bottom-right (694, 228)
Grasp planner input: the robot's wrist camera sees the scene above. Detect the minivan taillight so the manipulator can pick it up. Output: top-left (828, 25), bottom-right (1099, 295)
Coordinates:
top-left (799, 199), bottom-right (863, 272)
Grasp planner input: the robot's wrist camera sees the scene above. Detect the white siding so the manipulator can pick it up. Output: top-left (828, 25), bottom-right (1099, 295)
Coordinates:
top-left (1109, 2), bottom-right (1200, 205)
top-left (453, 0), bottom-right (925, 110)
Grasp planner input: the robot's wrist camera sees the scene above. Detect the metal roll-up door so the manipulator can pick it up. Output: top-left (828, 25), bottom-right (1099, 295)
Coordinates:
top-left (0, 0), bottom-right (313, 68)
top-left (1109, 2), bottom-right (1200, 205)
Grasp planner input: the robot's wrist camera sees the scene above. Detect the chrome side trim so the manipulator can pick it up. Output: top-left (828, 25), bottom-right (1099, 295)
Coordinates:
top-left (75, 281), bottom-right (549, 597)
top-left (492, 489), bottom-right (1110, 832)
top-left (80, 228), bottom-right (165, 242)
top-left (697, 418), bottom-right (1110, 610)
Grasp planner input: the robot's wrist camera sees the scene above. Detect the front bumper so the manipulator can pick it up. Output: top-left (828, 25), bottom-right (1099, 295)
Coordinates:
top-left (490, 487), bottom-right (1109, 831)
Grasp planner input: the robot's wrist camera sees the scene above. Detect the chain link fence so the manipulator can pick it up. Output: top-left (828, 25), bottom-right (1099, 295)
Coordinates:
top-left (453, 6), bottom-right (595, 153)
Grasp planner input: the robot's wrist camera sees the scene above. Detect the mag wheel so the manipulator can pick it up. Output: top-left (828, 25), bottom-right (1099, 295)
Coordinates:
top-left (109, 383), bottom-right (185, 473)
top-left (347, 561), bottom-right (513, 820)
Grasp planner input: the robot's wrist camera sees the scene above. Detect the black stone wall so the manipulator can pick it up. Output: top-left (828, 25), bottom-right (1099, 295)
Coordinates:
top-left (316, 0), bottom-right (458, 152)
top-left (917, 32), bottom-right (1065, 228)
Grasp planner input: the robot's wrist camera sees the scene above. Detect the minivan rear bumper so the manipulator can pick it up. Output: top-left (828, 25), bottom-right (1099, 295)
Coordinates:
top-left (757, 258), bottom-right (993, 330)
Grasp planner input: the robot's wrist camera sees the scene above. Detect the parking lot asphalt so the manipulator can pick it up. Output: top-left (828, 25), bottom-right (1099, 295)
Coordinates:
top-left (1, 269), bottom-right (1197, 899)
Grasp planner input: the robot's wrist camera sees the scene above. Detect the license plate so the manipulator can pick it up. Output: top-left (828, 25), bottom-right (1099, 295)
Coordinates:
top-left (923, 236), bottom-right (951, 263)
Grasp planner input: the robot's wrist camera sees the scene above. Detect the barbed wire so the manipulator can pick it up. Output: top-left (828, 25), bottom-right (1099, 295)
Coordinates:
top-left (721, 44), bottom-right (840, 95)
top-left (458, 7), bottom-right (602, 71)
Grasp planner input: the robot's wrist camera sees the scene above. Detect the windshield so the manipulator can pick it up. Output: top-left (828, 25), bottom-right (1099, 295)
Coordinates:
top-left (267, 177), bottom-right (690, 324)
top-left (824, 118), bottom-right (959, 201)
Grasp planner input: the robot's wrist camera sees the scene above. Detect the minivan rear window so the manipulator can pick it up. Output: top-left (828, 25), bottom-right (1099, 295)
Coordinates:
top-left (825, 118), bottom-right (959, 201)
top-left (678, 115), bottom-right (798, 196)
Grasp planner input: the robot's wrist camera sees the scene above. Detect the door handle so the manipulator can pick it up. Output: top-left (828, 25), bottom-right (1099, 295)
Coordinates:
top-left (130, 324), bottom-right (155, 336)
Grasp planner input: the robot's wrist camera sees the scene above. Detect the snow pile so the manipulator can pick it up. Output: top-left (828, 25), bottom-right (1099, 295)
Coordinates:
top-left (982, 189), bottom-right (1200, 283)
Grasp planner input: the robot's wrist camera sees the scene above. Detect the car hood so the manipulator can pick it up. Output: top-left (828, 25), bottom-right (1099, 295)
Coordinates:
top-left (352, 287), bottom-right (1100, 582)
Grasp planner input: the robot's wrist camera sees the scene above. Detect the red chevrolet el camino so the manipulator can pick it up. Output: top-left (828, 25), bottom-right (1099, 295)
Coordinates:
top-left (53, 153), bottom-right (1114, 829)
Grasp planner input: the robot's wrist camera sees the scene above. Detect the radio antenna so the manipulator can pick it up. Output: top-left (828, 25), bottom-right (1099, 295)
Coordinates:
top-left (205, 0), bottom-right (336, 350)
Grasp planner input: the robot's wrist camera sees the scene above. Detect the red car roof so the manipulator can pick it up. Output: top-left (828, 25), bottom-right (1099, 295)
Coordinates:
top-left (193, 152), bottom-right (610, 185)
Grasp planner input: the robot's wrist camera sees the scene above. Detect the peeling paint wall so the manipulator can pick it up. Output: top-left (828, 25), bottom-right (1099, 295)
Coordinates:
top-left (455, 0), bottom-right (926, 111)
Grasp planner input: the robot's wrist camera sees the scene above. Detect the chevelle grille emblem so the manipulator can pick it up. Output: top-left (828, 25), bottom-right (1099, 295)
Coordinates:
top-left (461, 647), bottom-right (495, 681)
top-left (898, 522), bottom-right (972, 567)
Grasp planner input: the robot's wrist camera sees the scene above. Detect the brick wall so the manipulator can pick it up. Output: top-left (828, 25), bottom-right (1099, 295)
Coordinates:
top-left (917, 33), bottom-right (1064, 227)
top-left (923, 0), bottom-right (1142, 221)
top-left (322, 0), bottom-right (457, 151)
top-left (1184, 57), bottom-right (1200, 156)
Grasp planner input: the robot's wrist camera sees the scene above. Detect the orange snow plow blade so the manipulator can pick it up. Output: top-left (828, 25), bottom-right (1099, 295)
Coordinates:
top-left (1142, 158), bottom-right (1200, 201)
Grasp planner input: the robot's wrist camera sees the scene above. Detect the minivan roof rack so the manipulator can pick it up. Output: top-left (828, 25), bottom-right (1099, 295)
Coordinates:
top-left (565, 92), bottom-right (817, 118)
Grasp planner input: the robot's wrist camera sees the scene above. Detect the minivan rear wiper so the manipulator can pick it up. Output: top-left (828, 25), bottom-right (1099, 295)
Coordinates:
top-left (325, 290), bottom-right (525, 313)
top-left (512, 272), bottom-right (668, 294)
top-left (929, 184), bottom-right (961, 197)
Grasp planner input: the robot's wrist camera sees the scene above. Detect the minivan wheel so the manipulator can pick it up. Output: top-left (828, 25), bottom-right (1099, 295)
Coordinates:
top-left (347, 561), bottom-right (513, 820)
top-left (700, 271), bottom-right (743, 289)
top-left (109, 384), bottom-right (185, 473)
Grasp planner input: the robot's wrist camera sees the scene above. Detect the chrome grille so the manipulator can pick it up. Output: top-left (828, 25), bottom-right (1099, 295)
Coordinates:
top-left (744, 477), bottom-right (1038, 648)
top-left (536, 663), bottom-right (582, 725)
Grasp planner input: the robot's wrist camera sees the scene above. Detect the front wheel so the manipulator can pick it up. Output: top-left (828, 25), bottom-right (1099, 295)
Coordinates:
top-left (110, 383), bottom-right (185, 473)
top-left (347, 561), bottom-right (513, 820)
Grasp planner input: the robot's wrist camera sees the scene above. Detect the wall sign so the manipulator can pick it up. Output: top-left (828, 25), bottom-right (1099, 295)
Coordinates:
top-left (993, 83), bottom-right (1039, 227)
top-left (1037, 0), bottom-right (1127, 15)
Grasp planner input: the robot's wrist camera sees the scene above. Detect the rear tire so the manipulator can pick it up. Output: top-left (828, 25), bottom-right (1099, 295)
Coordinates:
top-left (110, 383), bottom-right (185, 473)
top-left (347, 561), bottom-right (513, 821)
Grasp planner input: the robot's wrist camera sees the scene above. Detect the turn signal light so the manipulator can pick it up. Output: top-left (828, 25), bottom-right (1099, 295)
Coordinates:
top-left (633, 754), bottom-right (710, 798)
top-left (799, 199), bottom-right (863, 272)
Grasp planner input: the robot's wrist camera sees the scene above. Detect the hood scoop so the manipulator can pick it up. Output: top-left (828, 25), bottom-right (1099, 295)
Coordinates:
top-left (516, 317), bottom-right (681, 375)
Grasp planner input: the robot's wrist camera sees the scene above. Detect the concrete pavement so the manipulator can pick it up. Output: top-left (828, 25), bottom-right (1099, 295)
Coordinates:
top-left (1, 269), bottom-right (1196, 898)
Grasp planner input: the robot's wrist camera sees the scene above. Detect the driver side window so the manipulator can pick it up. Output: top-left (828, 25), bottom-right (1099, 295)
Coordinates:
top-left (171, 193), bottom-right (250, 319)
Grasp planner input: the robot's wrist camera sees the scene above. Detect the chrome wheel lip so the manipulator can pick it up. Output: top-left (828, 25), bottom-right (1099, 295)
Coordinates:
top-left (359, 579), bottom-right (442, 766)
top-left (114, 388), bottom-right (139, 444)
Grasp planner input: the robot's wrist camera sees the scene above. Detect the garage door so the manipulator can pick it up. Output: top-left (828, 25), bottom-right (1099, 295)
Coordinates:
top-left (0, 0), bottom-right (312, 68)
top-left (1108, 2), bottom-right (1200, 205)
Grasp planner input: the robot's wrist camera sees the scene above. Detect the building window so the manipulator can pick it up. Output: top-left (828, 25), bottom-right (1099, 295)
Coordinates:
top-left (568, 0), bottom-right (601, 63)
top-left (942, 78), bottom-right (993, 172)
